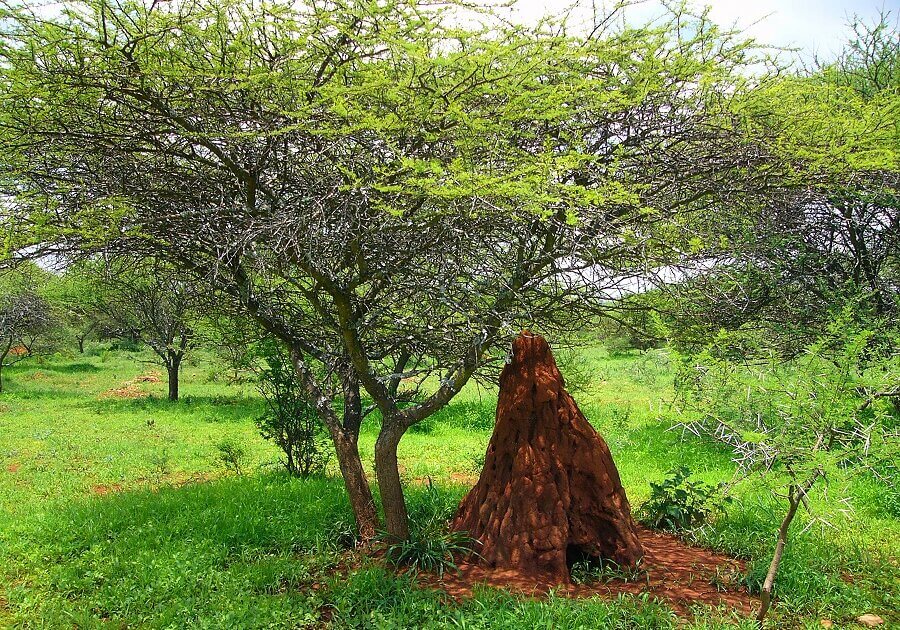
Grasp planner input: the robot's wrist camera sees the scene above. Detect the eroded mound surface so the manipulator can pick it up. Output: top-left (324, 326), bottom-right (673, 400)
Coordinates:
top-left (452, 332), bottom-right (642, 583)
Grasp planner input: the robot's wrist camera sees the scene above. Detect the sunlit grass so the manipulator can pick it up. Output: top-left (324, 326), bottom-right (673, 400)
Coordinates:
top-left (0, 343), bottom-right (897, 628)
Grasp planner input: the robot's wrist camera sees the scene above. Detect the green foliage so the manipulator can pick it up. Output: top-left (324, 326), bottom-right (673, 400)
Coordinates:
top-left (382, 482), bottom-right (473, 578)
top-left (639, 467), bottom-right (729, 532)
top-left (570, 556), bottom-right (650, 586)
top-left (675, 308), bottom-right (899, 485)
top-left (215, 438), bottom-right (248, 475)
top-left (255, 343), bottom-right (331, 478)
top-left (381, 528), bottom-right (473, 579)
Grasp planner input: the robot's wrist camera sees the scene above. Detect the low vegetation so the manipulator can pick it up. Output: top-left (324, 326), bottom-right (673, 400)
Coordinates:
top-left (0, 343), bottom-right (896, 628)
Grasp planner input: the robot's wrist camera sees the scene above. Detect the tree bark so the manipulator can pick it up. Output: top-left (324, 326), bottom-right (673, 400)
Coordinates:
top-left (166, 352), bottom-right (181, 401)
top-left (375, 421), bottom-right (409, 541)
top-left (0, 338), bottom-right (12, 393)
top-left (756, 476), bottom-right (817, 627)
top-left (288, 348), bottom-right (380, 541)
top-left (334, 430), bottom-right (379, 541)
top-left (77, 323), bottom-right (96, 354)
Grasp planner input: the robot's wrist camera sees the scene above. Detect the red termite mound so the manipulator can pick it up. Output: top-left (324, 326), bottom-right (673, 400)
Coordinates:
top-left (451, 332), bottom-right (643, 583)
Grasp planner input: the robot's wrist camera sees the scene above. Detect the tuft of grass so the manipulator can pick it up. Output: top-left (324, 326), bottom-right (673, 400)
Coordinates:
top-left (569, 557), bottom-right (650, 586)
top-left (382, 482), bottom-right (474, 578)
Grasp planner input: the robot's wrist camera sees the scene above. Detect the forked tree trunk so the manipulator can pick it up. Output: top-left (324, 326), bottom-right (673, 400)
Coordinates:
top-left (756, 478), bottom-right (815, 626)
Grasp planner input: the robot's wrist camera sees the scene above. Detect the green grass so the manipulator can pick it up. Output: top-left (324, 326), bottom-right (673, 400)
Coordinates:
top-left (0, 344), bottom-right (897, 628)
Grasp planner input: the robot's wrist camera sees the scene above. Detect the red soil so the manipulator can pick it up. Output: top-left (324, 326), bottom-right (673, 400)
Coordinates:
top-left (422, 525), bottom-right (755, 618)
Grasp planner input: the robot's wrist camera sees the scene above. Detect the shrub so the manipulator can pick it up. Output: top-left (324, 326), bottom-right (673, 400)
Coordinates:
top-left (215, 438), bottom-right (247, 475)
top-left (639, 466), bottom-right (728, 532)
top-left (255, 344), bottom-right (331, 478)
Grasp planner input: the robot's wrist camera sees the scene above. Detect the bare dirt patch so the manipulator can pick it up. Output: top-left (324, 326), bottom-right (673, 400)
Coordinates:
top-left (448, 472), bottom-right (480, 486)
top-left (99, 384), bottom-right (148, 399)
top-left (133, 371), bottom-right (162, 383)
top-left (6, 463), bottom-right (20, 473)
top-left (421, 525), bottom-right (755, 618)
top-left (91, 483), bottom-right (123, 495)
top-left (98, 371), bottom-right (162, 399)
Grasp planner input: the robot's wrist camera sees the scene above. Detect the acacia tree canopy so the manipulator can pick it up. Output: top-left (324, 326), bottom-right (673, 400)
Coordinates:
top-left (0, 0), bottom-right (778, 539)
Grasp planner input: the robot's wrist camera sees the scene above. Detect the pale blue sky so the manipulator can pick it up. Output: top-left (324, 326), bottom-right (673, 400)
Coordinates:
top-left (509, 0), bottom-right (898, 61)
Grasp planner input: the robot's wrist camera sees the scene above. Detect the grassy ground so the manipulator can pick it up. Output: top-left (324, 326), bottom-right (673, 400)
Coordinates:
top-left (0, 344), bottom-right (897, 628)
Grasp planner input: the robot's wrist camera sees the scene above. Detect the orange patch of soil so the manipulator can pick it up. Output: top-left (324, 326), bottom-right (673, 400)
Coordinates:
top-left (133, 372), bottom-right (162, 383)
top-left (421, 526), bottom-right (755, 618)
top-left (99, 384), bottom-right (148, 399)
top-left (98, 371), bottom-right (163, 399)
top-left (6, 463), bottom-right (19, 473)
top-left (92, 483), bottom-right (123, 495)
top-left (448, 472), bottom-right (480, 486)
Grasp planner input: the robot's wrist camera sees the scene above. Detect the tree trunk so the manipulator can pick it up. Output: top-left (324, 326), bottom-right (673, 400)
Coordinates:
top-left (166, 353), bottom-right (181, 401)
top-left (756, 485), bottom-right (804, 626)
top-left (333, 431), bottom-right (379, 542)
top-left (375, 422), bottom-right (409, 541)
top-left (288, 349), bottom-right (380, 542)
top-left (0, 339), bottom-right (12, 394)
top-left (77, 336), bottom-right (85, 354)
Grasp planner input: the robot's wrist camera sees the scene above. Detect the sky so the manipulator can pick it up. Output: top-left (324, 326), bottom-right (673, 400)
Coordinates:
top-left (506, 0), bottom-right (898, 61)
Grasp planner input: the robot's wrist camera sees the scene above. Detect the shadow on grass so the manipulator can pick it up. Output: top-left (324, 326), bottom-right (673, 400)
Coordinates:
top-left (41, 363), bottom-right (101, 374)
top-left (84, 394), bottom-right (264, 422)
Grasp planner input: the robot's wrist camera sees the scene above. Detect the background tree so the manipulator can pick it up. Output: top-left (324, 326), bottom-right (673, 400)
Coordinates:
top-left (0, 267), bottom-right (53, 392)
top-left (43, 263), bottom-right (107, 353)
top-left (0, 0), bottom-right (779, 539)
top-left (660, 12), bottom-right (900, 354)
top-left (91, 258), bottom-right (202, 401)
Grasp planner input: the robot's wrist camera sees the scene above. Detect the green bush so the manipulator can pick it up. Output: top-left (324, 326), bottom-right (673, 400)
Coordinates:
top-left (639, 467), bottom-right (728, 532)
top-left (382, 483), bottom-right (474, 577)
top-left (215, 438), bottom-right (247, 475)
top-left (255, 344), bottom-right (331, 478)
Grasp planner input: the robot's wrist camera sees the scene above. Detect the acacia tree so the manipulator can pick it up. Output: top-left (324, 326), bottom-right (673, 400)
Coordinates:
top-left (0, 0), bottom-right (778, 539)
top-left (91, 258), bottom-right (201, 401)
top-left (674, 310), bottom-right (899, 624)
top-left (659, 12), bottom-right (900, 354)
top-left (0, 280), bottom-right (52, 392)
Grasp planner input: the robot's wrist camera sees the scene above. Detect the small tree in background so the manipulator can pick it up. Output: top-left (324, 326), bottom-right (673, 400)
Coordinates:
top-left (0, 277), bottom-right (53, 392)
top-left (43, 263), bottom-right (107, 353)
top-left (674, 307), bottom-right (899, 625)
top-left (93, 258), bottom-right (203, 401)
top-left (256, 343), bottom-right (331, 478)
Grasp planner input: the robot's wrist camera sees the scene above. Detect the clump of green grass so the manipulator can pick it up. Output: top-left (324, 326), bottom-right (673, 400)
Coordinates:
top-left (382, 482), bottom-right (474, 577)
